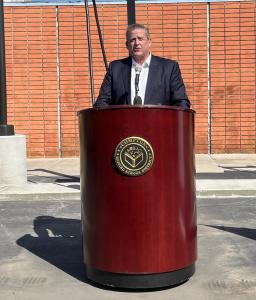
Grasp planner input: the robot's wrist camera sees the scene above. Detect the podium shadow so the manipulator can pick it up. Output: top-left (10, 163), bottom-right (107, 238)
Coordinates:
top-left (16, 216), bottom-right (87, 282)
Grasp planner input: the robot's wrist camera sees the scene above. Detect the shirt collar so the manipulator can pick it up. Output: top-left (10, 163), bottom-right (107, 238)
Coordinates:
top-left (132, 53), bottom-right (151, 68)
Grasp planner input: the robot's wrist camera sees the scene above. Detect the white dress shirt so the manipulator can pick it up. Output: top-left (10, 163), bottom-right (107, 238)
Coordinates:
top-left (131, 54), bottom-right (151, 105)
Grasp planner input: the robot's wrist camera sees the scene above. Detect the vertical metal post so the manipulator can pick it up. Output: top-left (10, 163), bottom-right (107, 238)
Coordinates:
top-left (84, 0), bottom-right (95, 105)
top-left (207, 2), bottom-right (211, 154)
top-left (0, 0), bottom-right (14, 135)
top-left (0, 0), bottom-right (7, 125)
top-left (127, 0), bottom-right (136, 25)
top-left (56, 5), bottom-right (62, 158)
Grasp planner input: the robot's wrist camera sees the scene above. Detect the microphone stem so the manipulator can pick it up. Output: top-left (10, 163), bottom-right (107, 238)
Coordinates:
top-left (134, 68), bottom-right (142, 105)
top-left (135, 73), bottom-right (139, 95)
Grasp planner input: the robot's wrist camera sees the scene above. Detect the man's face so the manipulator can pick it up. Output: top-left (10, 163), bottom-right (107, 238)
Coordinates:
top-left (126, 28), bottom-right (151, 64)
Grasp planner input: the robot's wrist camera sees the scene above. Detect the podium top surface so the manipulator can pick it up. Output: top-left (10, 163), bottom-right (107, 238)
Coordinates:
top-left (78, 105), bottom-right (195, 115)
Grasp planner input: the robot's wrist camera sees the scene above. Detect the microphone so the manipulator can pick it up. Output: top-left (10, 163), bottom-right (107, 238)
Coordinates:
top-left (134, 66), bottom-right (142, 105)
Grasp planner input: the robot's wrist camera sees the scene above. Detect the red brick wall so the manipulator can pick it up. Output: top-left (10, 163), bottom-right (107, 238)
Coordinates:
top-left (210, 1), bottom-right (256, 153)
top-left (3, 1), bottom-right (256, 157)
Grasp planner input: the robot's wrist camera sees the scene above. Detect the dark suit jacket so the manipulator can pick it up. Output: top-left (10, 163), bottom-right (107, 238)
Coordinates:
top-left (94, 55), bottom-right (190, 108)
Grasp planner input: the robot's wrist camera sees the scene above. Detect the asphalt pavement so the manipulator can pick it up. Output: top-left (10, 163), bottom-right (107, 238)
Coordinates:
top-left (0, 197), bottom-right (255, 300)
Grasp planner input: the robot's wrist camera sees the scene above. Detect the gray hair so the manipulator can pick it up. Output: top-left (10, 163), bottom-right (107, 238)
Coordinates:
top-left (126, 24), bottom-right (151, 41)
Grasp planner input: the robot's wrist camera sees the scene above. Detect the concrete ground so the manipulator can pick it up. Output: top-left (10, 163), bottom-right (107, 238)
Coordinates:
top-left (0, 154), bottom-right (256, 299)
top-left (1, 154), bottom-right (256, 200)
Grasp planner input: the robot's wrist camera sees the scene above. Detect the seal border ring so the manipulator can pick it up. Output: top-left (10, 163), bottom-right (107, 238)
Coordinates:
top-left (114, 136), bottom-right (154, 177)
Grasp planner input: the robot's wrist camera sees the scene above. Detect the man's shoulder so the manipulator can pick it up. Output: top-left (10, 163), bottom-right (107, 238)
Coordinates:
top-left (110, 57), bottom-right (131, 67)
top-left (151, 55), bottom-right (177, 66)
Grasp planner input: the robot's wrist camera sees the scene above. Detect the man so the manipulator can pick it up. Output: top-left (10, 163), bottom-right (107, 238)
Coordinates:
top-left (93, 23), bottom-right (190, 108)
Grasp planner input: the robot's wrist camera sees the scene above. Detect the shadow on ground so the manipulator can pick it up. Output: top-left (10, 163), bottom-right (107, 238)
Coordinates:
top-left (27, 169), bottom-right (80, 190)
top-left (27, 169), bottom-right (80, 183)
top-left (16, 216), bottom-right (87, 282)
top-left (196, 165), bottom-right (256, 180)
top-left (202, 225), bottom-right (256, 240)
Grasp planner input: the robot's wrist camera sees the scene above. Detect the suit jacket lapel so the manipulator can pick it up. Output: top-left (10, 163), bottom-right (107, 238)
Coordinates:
top-left (144, 55), bottom-right (157, 105)
top-left (122, 57), bottom-right (132, 105)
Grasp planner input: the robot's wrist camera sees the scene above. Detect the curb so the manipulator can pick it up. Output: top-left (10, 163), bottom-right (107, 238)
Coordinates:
top-left (0, 192), bottom-right (80, 202)
top-left (196, 190), bottom-right (256, 198)
top-left (1, 179), bottom-right (256, 201)
top-left (1, 190), bottom-right (256, 201)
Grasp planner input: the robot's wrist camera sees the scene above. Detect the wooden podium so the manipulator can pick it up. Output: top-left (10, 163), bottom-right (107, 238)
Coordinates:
top-left (79, 105), bottom-right (197, 289)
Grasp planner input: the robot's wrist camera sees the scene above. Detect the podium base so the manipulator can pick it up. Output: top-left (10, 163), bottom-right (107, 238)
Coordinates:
top-left (86, 264), bottom-right (195, 289)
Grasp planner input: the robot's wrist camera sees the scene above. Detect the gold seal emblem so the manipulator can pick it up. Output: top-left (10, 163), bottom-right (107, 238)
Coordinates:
top-left (114, 136), bottom-right (154, 176)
